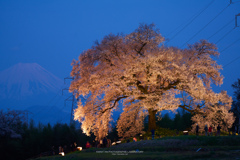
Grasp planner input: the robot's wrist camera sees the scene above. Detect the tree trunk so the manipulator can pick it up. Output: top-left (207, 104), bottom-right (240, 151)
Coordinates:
top-left (148, 109), bottom-right (157, 131)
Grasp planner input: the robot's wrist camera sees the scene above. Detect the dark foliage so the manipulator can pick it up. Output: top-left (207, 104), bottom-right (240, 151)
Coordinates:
top-left (0, 108), bottom-right (193, 160)
top-left (0, 117), bottom-right (95, 160)
top-left (231, 78), bottom-right (240, 133)
top-left (156, 110), bottom-right (193, 131)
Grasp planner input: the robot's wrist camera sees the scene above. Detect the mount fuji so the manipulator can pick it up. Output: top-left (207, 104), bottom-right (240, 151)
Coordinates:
top-left (0, 63), bottom-right (72, 124)
top-left (0, 63), bottom-right (63, 108)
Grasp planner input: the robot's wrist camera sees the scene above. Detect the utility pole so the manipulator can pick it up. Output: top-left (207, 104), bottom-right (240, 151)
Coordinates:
top-left (235, 13), bottom-right (240, 28)
top-left (63, 95), bottom-right (75, 125)
top-left (62, 77), bottom-right (75, 125)
top-left (64, 77), bottom-right (74, 84)
top-left (18, 110), bottom-right (32, 127)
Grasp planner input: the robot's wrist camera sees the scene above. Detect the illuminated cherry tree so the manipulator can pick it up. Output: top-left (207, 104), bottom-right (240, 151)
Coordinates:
top-left (70, 24), bottom-right (233, 139)
top-left (190, 90), bottom-right (234, 133)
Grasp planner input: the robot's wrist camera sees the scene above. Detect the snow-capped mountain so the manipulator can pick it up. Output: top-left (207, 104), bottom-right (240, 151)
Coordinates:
top-left (0, 63), bottom-right (65, 109)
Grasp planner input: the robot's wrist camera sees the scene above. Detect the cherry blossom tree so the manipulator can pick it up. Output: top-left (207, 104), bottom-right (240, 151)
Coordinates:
top-left (0, 109), bottom-right (24, 139)
top-left (70, 23), bottom-right (233, 139)
top-left (190, 90), bottom-right (234, 133)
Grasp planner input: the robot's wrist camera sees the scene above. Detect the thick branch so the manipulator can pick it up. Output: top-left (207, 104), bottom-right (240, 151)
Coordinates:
top-left (100, 96), bottom-right (128, 114)
top-left (134, 43), bottom-right (147, 56)
top-left (179, 104), bottom-right (204, 115)
top-left (136, 80), bottom-right (148, 94)
top-left (162, 79), bottom-right (180, 91)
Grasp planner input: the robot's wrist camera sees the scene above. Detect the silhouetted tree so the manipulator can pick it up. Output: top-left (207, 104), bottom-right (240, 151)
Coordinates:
top-left (232, 78), bottom-right (240, 131)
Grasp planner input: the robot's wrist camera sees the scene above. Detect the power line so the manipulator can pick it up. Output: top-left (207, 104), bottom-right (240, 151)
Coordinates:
top-left (220, 38), bottom-right (240, 52)
top-left (181, 4), bottom-right (231, 47)
top-left (165, 0), bottom-right (215, 38)
top-left (207, 18), bottom-right (234, 40)
top-left (168, 0), bottom-right (215, 42)
top-left (33, 93), bottom-right (64, 119)
top-left (221, 38), bottom-right (240, 68)
top-left (215, 27), bottom-right (236, 44)
top-left (33, 84), bottom-right (67, 116)
top-left (232, 1), bottom-right (240, 4)
top-left (46, 89), bottom-right (70, 112)
top-left (59, 114), bottom-right (70, 123)
top-left (223, 55), bottom-right (240, 68)
top-left (45, 84), bottom-right (66, 106)
top-left (56, 103), bottom-right (70, 124)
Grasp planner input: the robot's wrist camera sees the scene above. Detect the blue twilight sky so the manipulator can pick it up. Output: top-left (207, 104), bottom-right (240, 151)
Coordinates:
top-left (0, 0), bottom-right (240, 97)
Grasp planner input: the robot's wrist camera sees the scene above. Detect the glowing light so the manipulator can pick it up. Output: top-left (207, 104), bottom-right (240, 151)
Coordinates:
top-left (112, 141), bottom-right (121, 145)
top-left (183, 131), bottom-right (188, 135)
top-left (77, 147), bottom-right (82, 151)
top-left (59, 152), bottom-right (65, 156)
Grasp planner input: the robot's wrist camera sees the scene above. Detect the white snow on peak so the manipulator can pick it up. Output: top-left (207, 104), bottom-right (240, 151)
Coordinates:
top-left (0, 63), bottom-right (64, 100)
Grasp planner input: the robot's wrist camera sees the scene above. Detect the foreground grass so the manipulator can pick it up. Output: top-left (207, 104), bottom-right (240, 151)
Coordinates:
top-left (34, 136), bottom-right (240, 160)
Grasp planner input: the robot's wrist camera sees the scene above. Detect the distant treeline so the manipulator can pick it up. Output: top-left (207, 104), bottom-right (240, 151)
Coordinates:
top-left (0, 109), bottom-right (192, 160)
top-left (0, 116), bottom-right (93, 160)
top-left (155, 110), bottom-right (193, 131)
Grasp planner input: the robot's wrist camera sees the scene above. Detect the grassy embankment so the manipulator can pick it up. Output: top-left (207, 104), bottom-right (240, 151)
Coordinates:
top-left (33, 135), bottom-right (240, 160)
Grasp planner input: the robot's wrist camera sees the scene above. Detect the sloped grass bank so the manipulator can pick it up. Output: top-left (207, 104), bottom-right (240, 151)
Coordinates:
top-left (34, 136), bottom-right (240, 160)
